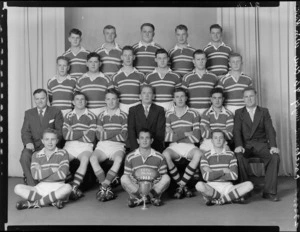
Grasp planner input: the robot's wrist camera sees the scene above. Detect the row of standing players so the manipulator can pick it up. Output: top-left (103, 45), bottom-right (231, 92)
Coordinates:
top-left (13, 23), bottom-right (280, 210)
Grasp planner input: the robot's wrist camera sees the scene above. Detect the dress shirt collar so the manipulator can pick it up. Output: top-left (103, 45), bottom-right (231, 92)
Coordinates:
top-left (37, 107), bottom-right (47, 115)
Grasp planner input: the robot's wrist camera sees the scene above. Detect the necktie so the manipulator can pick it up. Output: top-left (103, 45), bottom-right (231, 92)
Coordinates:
top-left (39, 109), bottom-right (44, 124)
top-left (144, 106), bottom-right (149, 118)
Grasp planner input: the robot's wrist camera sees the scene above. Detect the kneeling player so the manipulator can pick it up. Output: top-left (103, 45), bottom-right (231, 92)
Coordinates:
top-left (195, 129), bottom-right (253, 206)
top-left (121, 128), bottom-right (170, 208)
top-left (14, 129), bottom-right (72, 210)
top-left (90, 88), bottom-right (127, 202)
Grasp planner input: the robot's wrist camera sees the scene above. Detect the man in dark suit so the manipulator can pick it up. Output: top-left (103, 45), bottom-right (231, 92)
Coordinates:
top-left (128, 84), bottom-right (166, 153)
top-left (21, 88), bottom-right (64, 186)
top-left (234, 87), bottom-right (280, 202)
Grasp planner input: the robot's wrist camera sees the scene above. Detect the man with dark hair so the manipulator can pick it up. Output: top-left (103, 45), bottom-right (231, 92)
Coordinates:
top-left (128, 84), bottom-right (166, 153)
top-left (20, 89), bottom-right (64, 186)
top-left (234, 87), bottom-right (280, 202)
top-left (121, 128), bottom-right (170, 208)
top-left (132, 23), bottom-right (162, 75)
top-left (62, 28), bottom-right (90, 80)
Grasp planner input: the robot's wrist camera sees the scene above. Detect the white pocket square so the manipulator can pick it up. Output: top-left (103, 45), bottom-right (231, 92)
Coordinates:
top-left (49, 119), bottom-right (54, 123)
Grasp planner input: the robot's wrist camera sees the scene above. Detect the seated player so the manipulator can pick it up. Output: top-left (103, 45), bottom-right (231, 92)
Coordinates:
top-left (145, 48), bottom-right (181, 111)
top-left (200, 87), bottom-right (234, 152)
top-left (121, 128), bottom-right (170, 208)
top-left (112, 45), bottom-right (145, 114)
top-left (76, 52), bottom-right (113, 117)
top-left (90, 88), bottom-right (127, 202)
top-left (216, 53), bottom-right (253, 115)
top-left (63, 91), bottom-right (97, 200)
top-left (195, 129), bottom-right (253, 206)
top-left (47, 56), bottom-right (77, 117)
top-left (163, 87), bottom-right (202, 199)
top-left (14, 128), bottom-right (72, 210)
top-left (95, 25), bottom-right (122, 79)
top-left (168, 24), bottom-right (196, 78)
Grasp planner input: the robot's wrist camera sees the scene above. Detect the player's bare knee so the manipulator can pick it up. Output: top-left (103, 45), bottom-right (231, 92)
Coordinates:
top-left (195, 181), bottom-right (205, 192)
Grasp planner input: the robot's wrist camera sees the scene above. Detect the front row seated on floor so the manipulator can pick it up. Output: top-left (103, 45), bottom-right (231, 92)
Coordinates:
top-left (195, 129), bottom-right (253, 206)
top-left (14, 128), bottom-right (72, 210)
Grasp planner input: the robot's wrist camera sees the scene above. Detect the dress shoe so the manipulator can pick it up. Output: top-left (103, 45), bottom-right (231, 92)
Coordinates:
top-left (262, 193), bottom-right (279, 202)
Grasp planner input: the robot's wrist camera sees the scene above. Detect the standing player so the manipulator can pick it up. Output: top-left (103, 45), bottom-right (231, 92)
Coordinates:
top-left (47, 56), bottom-right (77, 117)
top-left (63, 91), bottom-right (97, 200)
top-left (145, 49), bottom-right (181, 111)
top-left (163, 87), bottom-right (202, 199)
top-left (15, 129), bottom-right (72, 210)
top-left (121, 128), bottom-right (170, 207)
top-left (195, 129), bottom-right (253, 206)
top-left (132, 23), bottom-right (162, 75)
top-left (112, 46), bottom-right (145, 114)
top-left (200, 88), bottom-right (234, 152)
top-left (203, 24), bottom-right (232, 78)
top-left (216, 53), bottom-right (253, 115)
top-left (76, 52), bottom-right (113, 117)
top-left (95, 25), bottom-right (122, 79)
top-left (168, 24), bottom-right (196, 78)
top-left (90, 88), bottom-right (127, 202)
top-left (62, 28), bottom-right (90, 80)
top-left (182, 49), bottom-right (218, 116)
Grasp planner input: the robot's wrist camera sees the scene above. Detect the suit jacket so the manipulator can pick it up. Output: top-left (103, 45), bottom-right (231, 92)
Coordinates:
top-left (128, 103), bottom-right (166, 153)
top-left (233, 106), bottom-right (277, 150)
top-left (21, 106), bottom-right (64, 150)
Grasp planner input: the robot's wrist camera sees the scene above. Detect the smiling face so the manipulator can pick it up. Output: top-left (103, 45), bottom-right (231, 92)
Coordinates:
top-left (243, 89), bottom-right (257, 108)
top-left (141, 25), bottom-right (155, 43)
top-left (42, 132), bottom-right (58, 151)
top-left (210, 28), bottom-right (222, 43)
top-left (105, 92), bottom-right (119, 110)
top-left (103, 28), bottom-right (117, 44)
top-left (137, 131), bottom-right (153, 149)
top-left (34, 91), bottom-right (47, 110)
top-left (73, 94), bottom-right (87, 110)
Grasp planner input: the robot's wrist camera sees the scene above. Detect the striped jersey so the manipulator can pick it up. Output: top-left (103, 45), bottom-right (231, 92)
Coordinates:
top-left (96, 108), bottom-right (128, 142)
top-left (47, 75), bottom-right (76, 110)
top-left (124, 148), bottom-right (168, 179)
top-left (145, 68), bottom-right (181, 103)
top-left (165, 106), bottom-right (200, 144)
top-left (168, 44), bottom-right (196, 78)
top-left (31, 148), bottom-right (69, 182)
top-left (181, 70), bottom-right (218, 109)
top-left (200, 106), bottom-right (234, 140)
top-left (132, 41), bottom-right (162, 75)
top-left (95, 43), bottom-right (122, 78)
top-left (62, 47), bottom-right (90, 79)
top-left (203, 42), bottom-right (232, 76)
top-left (76, 72), bottom-right (113, 109)
top-left (63, 108), bottom-right (97, 143)
top-left (112, 68), bottom-right (145, 104)
top-left (200, 147), bottom-right (238, 182)
top-left (216, 72), bottom-right (253, 107)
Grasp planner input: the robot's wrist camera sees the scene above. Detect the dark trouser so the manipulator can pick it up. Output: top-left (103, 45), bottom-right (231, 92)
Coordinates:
top-left (236, 145), bottom-right (280, 195)
top-left (19, 148), bottom-right (37, 186)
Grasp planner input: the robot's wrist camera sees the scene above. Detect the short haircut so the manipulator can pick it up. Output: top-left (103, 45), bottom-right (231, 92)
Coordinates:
top-left (138, 128), bottom-right (153, 139)
top-left (103, 25), bottom-right (116, 33)
top-left (175, 24), bottom-right (188, 32)
top-left (42, 128), bottom-right (58, 138)
top-left (140, 23), bottom-right (155, 31)
top-left (210, 88), bottom-right (224, 97)
top-left (210, 24), bottom-right (223, 33)
top-left (69, 28), bottom-right (82, 37)
top-left (173, 87), bottom-right (188, 97)
top-left (243, 87), bottom-right (257, 95)
top-left (122, 45), bottom-right (134, 54)
top-left (211, 128), bottom-right (225, 138)
top-left (140, 84), bottom-right (155, 94)
top-left (56, 56), bottom-right (70, 65)
top-left (73, 91), bottom-right (87, 101)
top-left (105, 88), bottom-right (120, 99)
top-left (155, 48), bottom-right (168, 57)
top-left (33, 88), bottom-right (47, 96)
top-left (193, 49), bottom-right (206, 58)
top-left (87, 52), bottom-right (100, 62)
top-left (229, 52), bottom-right (243, 61)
